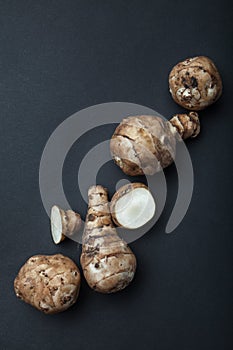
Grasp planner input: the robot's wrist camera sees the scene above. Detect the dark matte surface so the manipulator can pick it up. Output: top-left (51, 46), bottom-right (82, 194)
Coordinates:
top-left (0, 1), bottom-right (232, 349)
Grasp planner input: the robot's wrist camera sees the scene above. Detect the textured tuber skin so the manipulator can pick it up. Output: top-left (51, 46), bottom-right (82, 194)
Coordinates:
top-left (14, 254), bottom-right (81, 314)
top-left (80, 185), bottom-right (136, 293)
top-left (169, 112), bottom-right (200, 140)
top-left (110, 114), bottom-right (200, 176)
top-left (110, 115), bottom-right (176, 176)
top-left (50, 205), bottom-right (82, 244)
top-left (169, 56), bottom-right (222, 110)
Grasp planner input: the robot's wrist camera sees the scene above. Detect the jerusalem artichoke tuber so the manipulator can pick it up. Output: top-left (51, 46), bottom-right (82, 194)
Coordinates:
top-left (110, 113), bottom-right (200, 176)
top-left (169, 56), bottom-right (222, 110)
top-left (80, 185), bottom-right (136, 293)
top-left (14, 254), bottom-right (81, 314)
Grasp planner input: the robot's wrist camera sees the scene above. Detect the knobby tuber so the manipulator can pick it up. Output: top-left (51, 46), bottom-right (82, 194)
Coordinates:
top-left (169, 112), bottom-right (200, 140)
top-left (50, 205), bottom-right (82, 244)
top-left (169, 56), bottom-right (222, 110)
top-left (80, 185), bottom-right (136, 293)
top-left (14, 254), bottom-right (81, 314)
top-left (110, 113), bottom-right (200, 176)
top-left (110, 183), bottom-right (156, 229)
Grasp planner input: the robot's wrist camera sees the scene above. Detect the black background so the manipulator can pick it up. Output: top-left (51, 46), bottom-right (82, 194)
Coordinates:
top-left (0, 1), bottom-right (232, 349)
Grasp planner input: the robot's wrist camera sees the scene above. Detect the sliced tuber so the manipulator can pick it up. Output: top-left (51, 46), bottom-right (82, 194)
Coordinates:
top-left (50, 205), bottom-right (82, 244)
top-left (80, 185), bottom-right (136, 293)
top-left (110, 183), bottom-right (156, 229)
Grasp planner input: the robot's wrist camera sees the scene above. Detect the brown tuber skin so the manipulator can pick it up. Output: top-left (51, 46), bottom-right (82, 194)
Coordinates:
top-left (169, 56), bottom-right (222, 110)
top-left (50, 205), bottom-right (82, 244)
top-left (80, 185), bottom-right (136, 293)
top-left (169, 112), bottom-right (200, 140)
top-left (110, 115), bottom-right (176, 176)
top-left (14, 254), bottom-right (81, 314)
top-left (110, 113), bottom-right (200, 176)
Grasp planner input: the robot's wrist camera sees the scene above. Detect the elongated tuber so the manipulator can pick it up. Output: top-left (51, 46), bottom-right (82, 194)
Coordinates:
top-left (110, 113), bottom-right (200, 176)
top-left (14, 254), bottom-right (81, 314)
top-left (50, 205), bottom-right (82, 244)
top-left (110, 183), bottom-right (156, 229)
top-left (80, 185), bottom-right (136, 293)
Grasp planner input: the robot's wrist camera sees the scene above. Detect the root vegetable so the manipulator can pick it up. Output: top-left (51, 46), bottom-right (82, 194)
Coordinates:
top-left (169, 56), bottom-right (222, 110)
top-left (169, 111), bottom-right (200, 140)
top-left (80, 185), bottom-right (136, 293)
top-left (14, 254), bottom-right (81, 314)
top-left (110, 113), bottom-right (200, 176)
top-left (50, 205), bottom-right (82, 244)
top-left (110, 183), bottom-right (156, 229)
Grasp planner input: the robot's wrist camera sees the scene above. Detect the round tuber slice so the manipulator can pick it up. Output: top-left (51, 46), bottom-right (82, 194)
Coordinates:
top-left (50, 205), bottom-right (82, 244)
top-left (110, 183), bottom-right (156, 229)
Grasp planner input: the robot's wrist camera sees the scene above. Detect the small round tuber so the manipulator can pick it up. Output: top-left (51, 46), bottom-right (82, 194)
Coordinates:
top-left (169, 56), bottom-right (222, 110)
top-left (80, 185), bottom-right (136, 293)
top-left (50, 205), bottom-right (82, 244)
top-left (110, 183), bottom-right (156, 229)
top-left (110, 114), bottom-right (200, 176)
top-left (14, 254), bottom-right (81, 314)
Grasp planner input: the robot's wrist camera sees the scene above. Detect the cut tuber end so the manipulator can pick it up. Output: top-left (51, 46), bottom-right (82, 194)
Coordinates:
top-left (51, 206), bottom-right (65, 244)
top-left (169, 112), bottom-right (200, 140)
top-left (50, 205), bottom-right (82, 244)
top-left (110, 183), bottom-right (156, 229)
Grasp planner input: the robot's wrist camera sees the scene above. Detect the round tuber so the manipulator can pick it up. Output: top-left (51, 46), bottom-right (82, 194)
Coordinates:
top-left (110, 183), bottom-right (156, 229)
top-left (80, 185), bottom-right (136, 293)
top-left (14, 254), bottom-right (81, 314)
top-left (169, 56), bottom-right (222, 110)
top-left (110, 113), bottom-right (200, 176)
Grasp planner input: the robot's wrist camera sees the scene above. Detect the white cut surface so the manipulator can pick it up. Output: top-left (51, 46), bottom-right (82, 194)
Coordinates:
top-left (115, 188), bottom-right (156, 229)
top-left (51, 206), bottom-right (63, 244)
